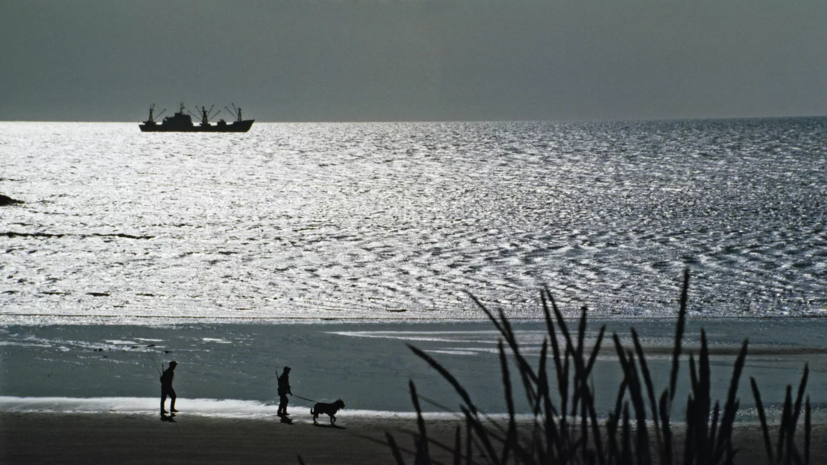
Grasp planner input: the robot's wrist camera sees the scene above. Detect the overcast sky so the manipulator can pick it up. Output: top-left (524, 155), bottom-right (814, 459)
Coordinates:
top-left (2, 0), bottom-right (826, 122)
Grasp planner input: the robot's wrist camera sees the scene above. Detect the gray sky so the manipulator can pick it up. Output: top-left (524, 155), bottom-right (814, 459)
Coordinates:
top-left (2, 0), bottom-right (826, 122)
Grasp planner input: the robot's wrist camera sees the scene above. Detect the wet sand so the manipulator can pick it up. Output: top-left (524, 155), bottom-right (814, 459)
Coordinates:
top-left (0, 412), bottom-right (454, 465)
top-left (2, 412), bottom-right (826, 464)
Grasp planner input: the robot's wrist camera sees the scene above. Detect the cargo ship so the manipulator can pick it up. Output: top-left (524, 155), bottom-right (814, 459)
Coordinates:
top-left (139, 103), bottom-right (254, 132)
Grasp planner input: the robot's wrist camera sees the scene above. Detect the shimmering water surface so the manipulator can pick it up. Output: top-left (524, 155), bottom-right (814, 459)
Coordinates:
top-left (2, 119), bottom-right (826, 323)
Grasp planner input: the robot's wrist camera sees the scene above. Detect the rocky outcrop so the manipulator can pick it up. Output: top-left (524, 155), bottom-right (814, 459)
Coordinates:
top-left (0, 194), bottom-right (24, 206)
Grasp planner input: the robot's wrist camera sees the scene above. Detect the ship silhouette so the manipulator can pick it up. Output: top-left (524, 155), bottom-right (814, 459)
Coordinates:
top-left (140, 103), bottom-right (254, 132)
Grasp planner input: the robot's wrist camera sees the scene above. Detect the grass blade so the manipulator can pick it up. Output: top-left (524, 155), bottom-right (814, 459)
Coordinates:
top-left (631, 328), bottom-right (663, 459)
top-left (777, 386), bottom-right (793, 465)
top-left (386, 432), bottom-right (407, 465)
top-left (790, 365), bottom-right (810, 440)
top-left (659, 391), bottom-right (673, 465)
top-left (461, 406), bottom-right (499, 465)
top-left (541, 289), bottom-right (565, 395)
top-left (713, 340), bottom-right (749, 464)
top-left (805, 397), bottom-right (811, 465)
top-left (409, 344), bottom-right (479, 415)
top-left (453, 426), bottom-right (463, 465)
top-left (750, 377), bottom-right (774, 465)
top-left (409, 380), bottom-right (431, 464)
top-left (498, 340), bottom-right (517, 465)
top-left (670, 269), bottom-right (690, 403)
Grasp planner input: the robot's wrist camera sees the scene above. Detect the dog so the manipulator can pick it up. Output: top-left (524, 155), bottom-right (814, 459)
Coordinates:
top-left (311, 399), bottom-right (345, 425)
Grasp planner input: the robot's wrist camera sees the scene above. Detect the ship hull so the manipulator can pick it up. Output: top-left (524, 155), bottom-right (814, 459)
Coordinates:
top-left (139, 120), bottom-right (255, 133)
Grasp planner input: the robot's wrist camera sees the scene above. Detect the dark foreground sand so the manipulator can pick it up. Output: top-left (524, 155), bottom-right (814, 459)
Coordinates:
top-left (0, 413), bottom-right (451, 465)
top-left (2, 413), bottom-right (825, 464)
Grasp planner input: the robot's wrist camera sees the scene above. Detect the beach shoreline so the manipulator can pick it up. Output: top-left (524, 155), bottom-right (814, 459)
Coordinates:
top-left (3, 319), bottom-right (826, 463)
top-left (2, 320), bottom-right (826, 422)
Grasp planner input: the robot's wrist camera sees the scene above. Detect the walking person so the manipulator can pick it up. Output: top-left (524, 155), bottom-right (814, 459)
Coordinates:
top-left (160, 361), bottom-right (178, 417)
top-left (277, 366), bottom-right (292, 417)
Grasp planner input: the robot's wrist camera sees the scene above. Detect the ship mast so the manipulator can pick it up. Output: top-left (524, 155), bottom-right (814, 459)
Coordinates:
top-left (227, 103), bottom-right (243, 122)
top-left (145, 104), bottom-right (165, 124)
top-left (195, 105), bottom-right (221, 126)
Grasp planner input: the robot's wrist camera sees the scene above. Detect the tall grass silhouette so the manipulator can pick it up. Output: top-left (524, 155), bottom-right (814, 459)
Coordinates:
top-left (389, 270), bottom-right (811, 465)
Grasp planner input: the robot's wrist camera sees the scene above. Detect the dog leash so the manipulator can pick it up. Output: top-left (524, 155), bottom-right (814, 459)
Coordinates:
top-left (293, 395), bottom-right (318, 403)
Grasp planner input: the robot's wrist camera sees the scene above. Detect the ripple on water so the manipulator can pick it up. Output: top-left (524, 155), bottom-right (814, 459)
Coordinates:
top-left (1, 119), bottom-right (826, 323)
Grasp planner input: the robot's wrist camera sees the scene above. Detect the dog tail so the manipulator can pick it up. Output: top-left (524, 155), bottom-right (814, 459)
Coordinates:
top-left (310, 407), bottom-right (314, 415)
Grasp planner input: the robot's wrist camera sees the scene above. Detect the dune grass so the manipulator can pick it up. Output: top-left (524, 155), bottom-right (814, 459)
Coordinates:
top-left (389, 270), bottom-right (811, 465)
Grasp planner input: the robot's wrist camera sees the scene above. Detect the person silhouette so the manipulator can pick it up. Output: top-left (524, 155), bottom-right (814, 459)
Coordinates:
top-left (160, 361), bottom-right (178, 416)
top-left (277, 366), bottom-right (292, 417)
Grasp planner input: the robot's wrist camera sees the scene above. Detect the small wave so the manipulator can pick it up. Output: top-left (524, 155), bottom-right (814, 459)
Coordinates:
top-left (0, 396), bottom-right (278, 418)
top-left (0, 396), bottom-right (486, 420)
top-left (1, 231), bottom-right (154, 240)
top-left (0, 341), bottom-right (52, 348)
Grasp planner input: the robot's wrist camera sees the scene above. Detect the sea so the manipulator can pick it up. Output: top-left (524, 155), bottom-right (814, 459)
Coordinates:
top-left (2, 119), bottom-right (827, 420)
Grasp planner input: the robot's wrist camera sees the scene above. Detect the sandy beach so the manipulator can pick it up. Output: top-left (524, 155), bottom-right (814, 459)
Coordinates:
top-left (2, 412), bottom-right (825, 465)
top-left (0, 412), bottom-right (432, 465)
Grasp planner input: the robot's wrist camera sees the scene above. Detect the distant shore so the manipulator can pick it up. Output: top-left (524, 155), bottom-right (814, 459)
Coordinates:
top-left (2, 412), bottom-right (825, 464)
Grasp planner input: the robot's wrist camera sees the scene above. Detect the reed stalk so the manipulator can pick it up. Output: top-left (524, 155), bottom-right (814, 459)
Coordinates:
top-left (386, 270), bottom-right (811, 465)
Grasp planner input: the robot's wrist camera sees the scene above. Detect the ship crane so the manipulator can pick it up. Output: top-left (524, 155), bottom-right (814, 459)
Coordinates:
top-left (181, 102), bottom-right (200, 121)
top-left (193, 105), bottom-right (222, 126)
top-left (144, 104), bottom-right (166, 124)
top-left (226, 103), bottom-right (243, 122)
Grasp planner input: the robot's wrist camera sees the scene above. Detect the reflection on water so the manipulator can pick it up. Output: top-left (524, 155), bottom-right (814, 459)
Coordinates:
top-left (1, 119), bottom-right (826, 323)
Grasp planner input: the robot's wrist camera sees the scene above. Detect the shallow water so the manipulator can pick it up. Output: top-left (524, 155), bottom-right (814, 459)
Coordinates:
top-left (1, 320), bottom-right (826, 421)
top-left (2, 119), bottom-right (826, 323)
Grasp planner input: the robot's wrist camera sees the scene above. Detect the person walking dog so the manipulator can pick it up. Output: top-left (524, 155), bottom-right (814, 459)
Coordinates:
top-left (160, 361), bottom-right (178, 417)
top-left (277, 366), bottom-right (292, 417)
